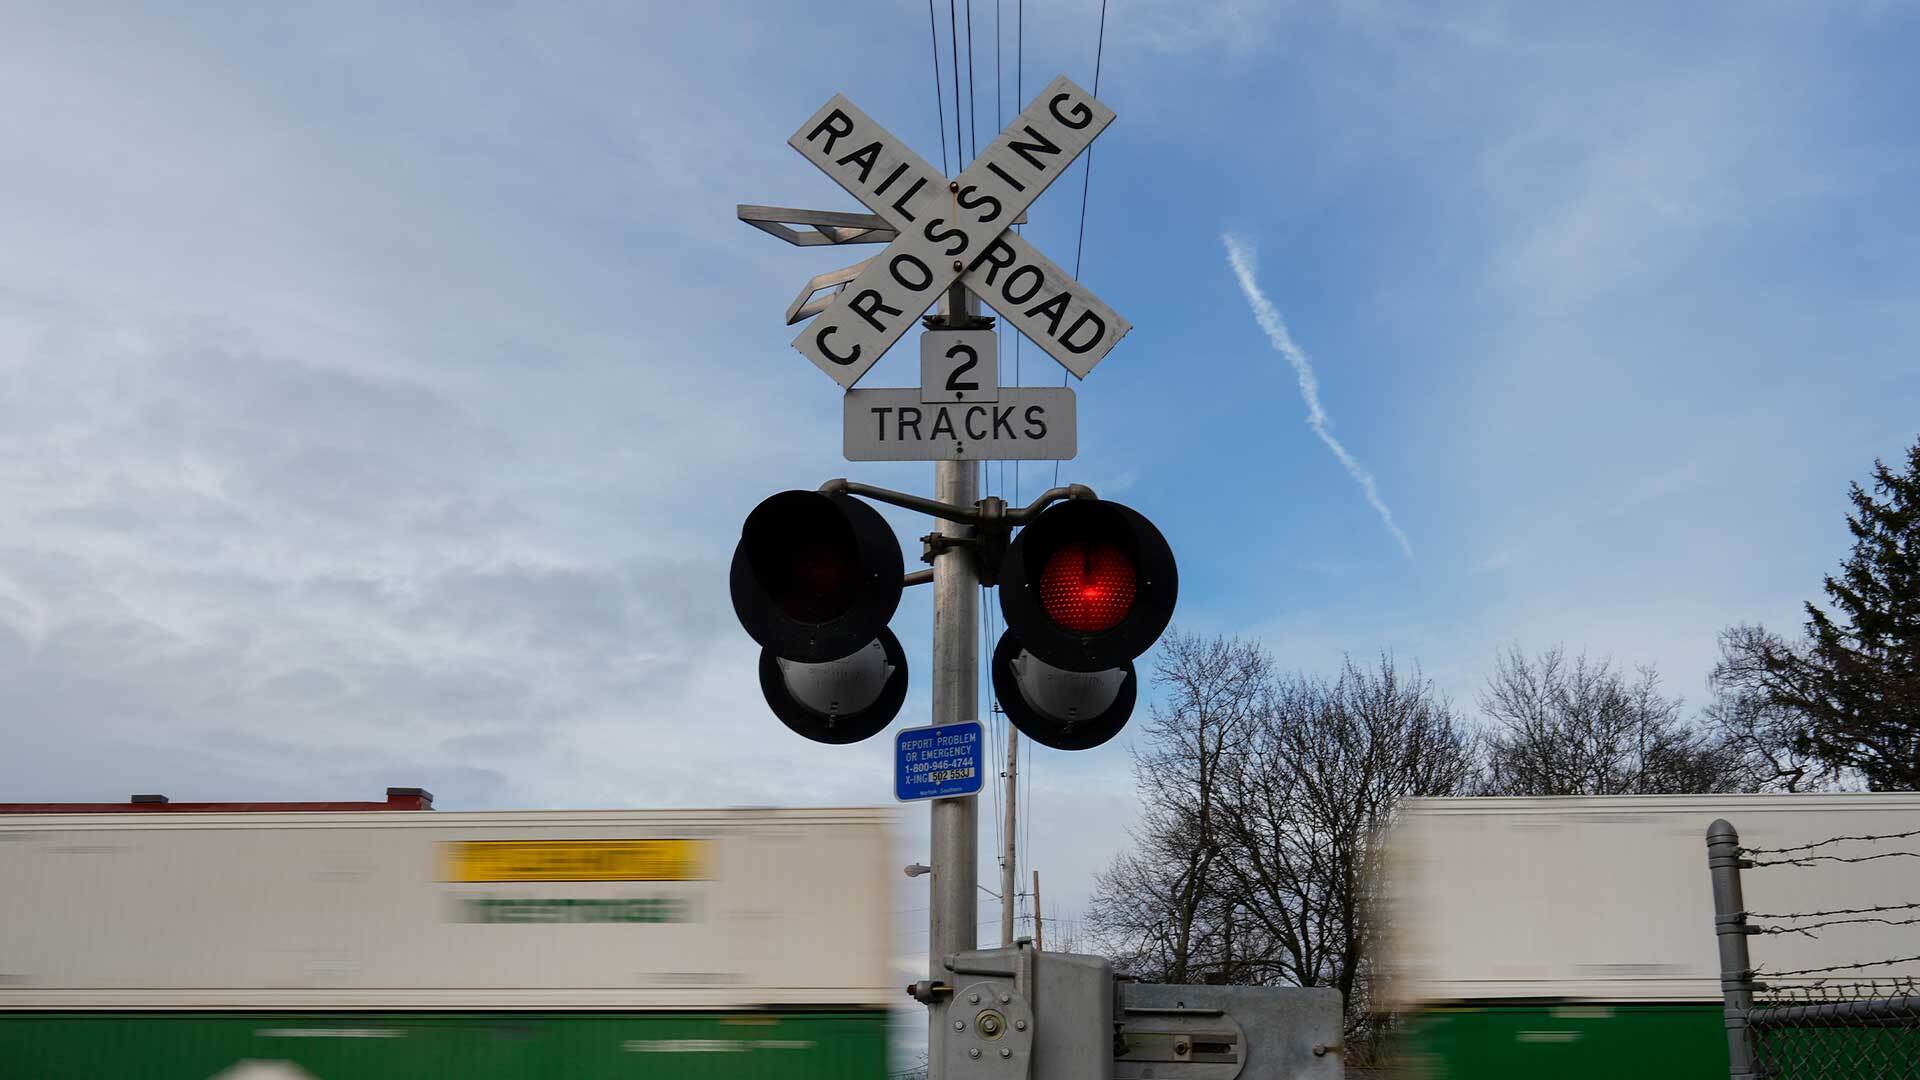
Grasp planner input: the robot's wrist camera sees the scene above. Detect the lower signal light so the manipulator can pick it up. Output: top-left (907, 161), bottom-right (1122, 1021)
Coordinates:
top-left (758, 627), bottom-right (909, 745)
top-left (990, 629), bottom-right (1137, 751)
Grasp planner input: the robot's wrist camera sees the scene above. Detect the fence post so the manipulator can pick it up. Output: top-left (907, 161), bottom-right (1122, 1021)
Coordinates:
top-left (1708, 819), bottom-right (1759, 1080)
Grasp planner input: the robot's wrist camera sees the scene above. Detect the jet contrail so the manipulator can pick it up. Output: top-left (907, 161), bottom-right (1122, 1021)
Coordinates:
top-left (1223, 233), bottom-right (1414, 559)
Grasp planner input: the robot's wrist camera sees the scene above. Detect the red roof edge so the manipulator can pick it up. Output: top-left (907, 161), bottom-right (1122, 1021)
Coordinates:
top-left (0, 787), bottom-right (435, 813)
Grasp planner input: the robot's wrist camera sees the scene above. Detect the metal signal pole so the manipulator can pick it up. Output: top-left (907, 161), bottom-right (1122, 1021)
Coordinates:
top-left (1001, 729), bottom-right (1018, 946)
top-left (926, 282), bottom-right (981, 1071)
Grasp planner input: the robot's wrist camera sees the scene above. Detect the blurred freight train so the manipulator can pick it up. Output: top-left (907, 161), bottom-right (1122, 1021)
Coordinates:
top-left (0, 790), bottom-right (893, 1079)
top-left (1384, 793), bottom-right (1920, 1080)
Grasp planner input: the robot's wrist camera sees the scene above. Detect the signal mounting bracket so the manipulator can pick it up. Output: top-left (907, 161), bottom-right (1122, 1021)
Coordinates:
top-left (822, 480), bottom-right (1094, 589)
top-left (974, 496), bottom-right (1009, 586)
top-left (920, 530), bottom-right (980, 564)
top-left (917, 529), bottom-right (1007, 587)
top-left (818, 479), bottom-right (1097, 527)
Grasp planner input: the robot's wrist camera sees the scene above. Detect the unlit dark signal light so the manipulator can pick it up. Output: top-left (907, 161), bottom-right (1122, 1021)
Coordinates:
top-left (730, 490), bottom-right (908, 743)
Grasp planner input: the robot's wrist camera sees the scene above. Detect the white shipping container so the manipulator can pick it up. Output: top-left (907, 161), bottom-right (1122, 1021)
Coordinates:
top-left (0, 807), bottom-right (896, 1010)
top-left (1384, 793), bottom-right (1920, 1004)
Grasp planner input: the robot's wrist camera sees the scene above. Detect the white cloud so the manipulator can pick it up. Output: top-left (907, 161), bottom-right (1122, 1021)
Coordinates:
top-left (1222, 233), bottom-right (1414, 558)
top-left (0, 6), bottom-right (844, 809)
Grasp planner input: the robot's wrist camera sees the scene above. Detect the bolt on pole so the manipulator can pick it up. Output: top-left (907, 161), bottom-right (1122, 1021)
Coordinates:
top-left (926, 282), bottom-right (981, 1078)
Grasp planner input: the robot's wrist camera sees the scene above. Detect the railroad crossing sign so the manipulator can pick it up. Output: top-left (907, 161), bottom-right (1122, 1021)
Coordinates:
top-left (787, 76), bottom-right (1130, 389)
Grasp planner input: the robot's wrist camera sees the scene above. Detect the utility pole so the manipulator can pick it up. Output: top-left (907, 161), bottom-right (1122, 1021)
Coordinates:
top-left (926, 282), bottom-right (980, 1069)
top-left (1000, 726), bottom-right (1019, 946)
top-left (1033, 869), bottom-right (1044, 951)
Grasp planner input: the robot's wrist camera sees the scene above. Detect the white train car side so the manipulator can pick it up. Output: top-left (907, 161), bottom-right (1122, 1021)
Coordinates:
top-left (1385, 794), bottom-right (1920, 1080)
top-left (0, 806), bottom-right (896, 1079)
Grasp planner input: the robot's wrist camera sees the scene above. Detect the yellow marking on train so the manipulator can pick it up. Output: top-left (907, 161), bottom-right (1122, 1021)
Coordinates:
top-left (441, 839), bottom-right (709, 882)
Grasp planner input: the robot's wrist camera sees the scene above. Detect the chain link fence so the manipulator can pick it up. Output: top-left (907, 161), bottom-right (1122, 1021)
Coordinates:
top-left (1748, 979), bottom-right (1920, 1079)
top-left (1708, 820), bottom-right (1920, 1080)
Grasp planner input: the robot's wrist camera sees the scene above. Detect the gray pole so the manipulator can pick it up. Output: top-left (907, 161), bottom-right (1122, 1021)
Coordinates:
top-left (1001, 726), bottom-right (1018, 946)
top-left (1707, 819), bottom-right (1758, 1080)
top-left (1032, 869), bottom-right (1043, 951)
top-left (927, 283), bottom-right (980, 1075)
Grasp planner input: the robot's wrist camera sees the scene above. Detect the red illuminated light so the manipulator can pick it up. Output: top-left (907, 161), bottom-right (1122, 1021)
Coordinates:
top-left (1037, 541), bottom-right (1136, 633)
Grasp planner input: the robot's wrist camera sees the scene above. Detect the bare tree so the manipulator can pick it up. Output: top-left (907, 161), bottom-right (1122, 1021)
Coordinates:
top-left (1086, 630), bottom-right (1269, 983)
top-left (1215, 655), bottom-right (1477, 1056)
top-left (1478, 645), bottom-right (1743, 795)
top-left (1707, 624), bottom-right (1850, 792)
top-left (1091, 643), bottom-right (1475, 1060)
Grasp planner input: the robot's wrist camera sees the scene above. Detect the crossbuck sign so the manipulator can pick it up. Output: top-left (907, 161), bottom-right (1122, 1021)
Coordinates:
top-left (789, 76), bottom-right (1131, 390)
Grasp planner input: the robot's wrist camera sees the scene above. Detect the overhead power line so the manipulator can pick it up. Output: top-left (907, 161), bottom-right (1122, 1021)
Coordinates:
top-left (1073, 0), bottom-right (1109, 282)
top-left (1056, 0), bottom-right (1109, 490)
top-left (927, 0), bottom-right (949, 176)
top-left (949, 0), bottom-right (963, 171)
top-left (966, 0), bottom-right (979, 163)
top-left (1013, 0), bottom-right (1024, 504)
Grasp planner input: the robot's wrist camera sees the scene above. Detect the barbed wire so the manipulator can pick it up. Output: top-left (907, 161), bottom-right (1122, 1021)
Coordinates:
top-left (1741, 828), bottom-right (1920, 857)
top-left (1751, 902), bottom-right (1920, 920)
top-left (1758, 977), bottom-right (1920, 1004)
top-left (1749, 849), bottom-right (1920, 868)
top-left (1755, 914), bottom-right (1920, 938)
top-left (1750, 901), bottom-right (1920, 938)
top-left (1757, 954), bottom-right (1920, 978)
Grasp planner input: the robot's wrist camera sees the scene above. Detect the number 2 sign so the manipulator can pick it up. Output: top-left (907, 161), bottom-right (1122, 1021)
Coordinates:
top-left (920, 330), bottom-right (998, 404)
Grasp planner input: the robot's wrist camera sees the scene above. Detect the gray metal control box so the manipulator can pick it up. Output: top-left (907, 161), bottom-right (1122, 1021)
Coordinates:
top-left (928, 944), bottom-right (1343, 1080)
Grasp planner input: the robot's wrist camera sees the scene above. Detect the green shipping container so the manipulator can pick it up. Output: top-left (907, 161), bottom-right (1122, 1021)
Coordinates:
top-left (1397, 1003), bottom-right (1726, 1080)
top-left (0, 1011), bottom-right (888, 1080)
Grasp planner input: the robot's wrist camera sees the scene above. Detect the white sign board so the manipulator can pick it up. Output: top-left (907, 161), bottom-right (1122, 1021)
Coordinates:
top-left (843, 387), bottom-right (1074, 461)
top-left (921, 330), bottom-right (997, 403)
top-left (788, 77), bottom-right (1128, 387)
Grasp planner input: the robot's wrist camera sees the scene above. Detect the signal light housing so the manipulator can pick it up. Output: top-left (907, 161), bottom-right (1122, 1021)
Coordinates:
top-left (999, 499), bottom-right (1177, 672)
top-left (759, 628), bottom-right (909, 744)
top-left (730, 489), bottom-right (904, 663)
top-left (991, 630), bottom-right (1137, 750)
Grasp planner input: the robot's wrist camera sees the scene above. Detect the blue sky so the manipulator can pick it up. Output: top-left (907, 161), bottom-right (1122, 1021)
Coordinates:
top-left (2, 0), bottom-right (1918, 986)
